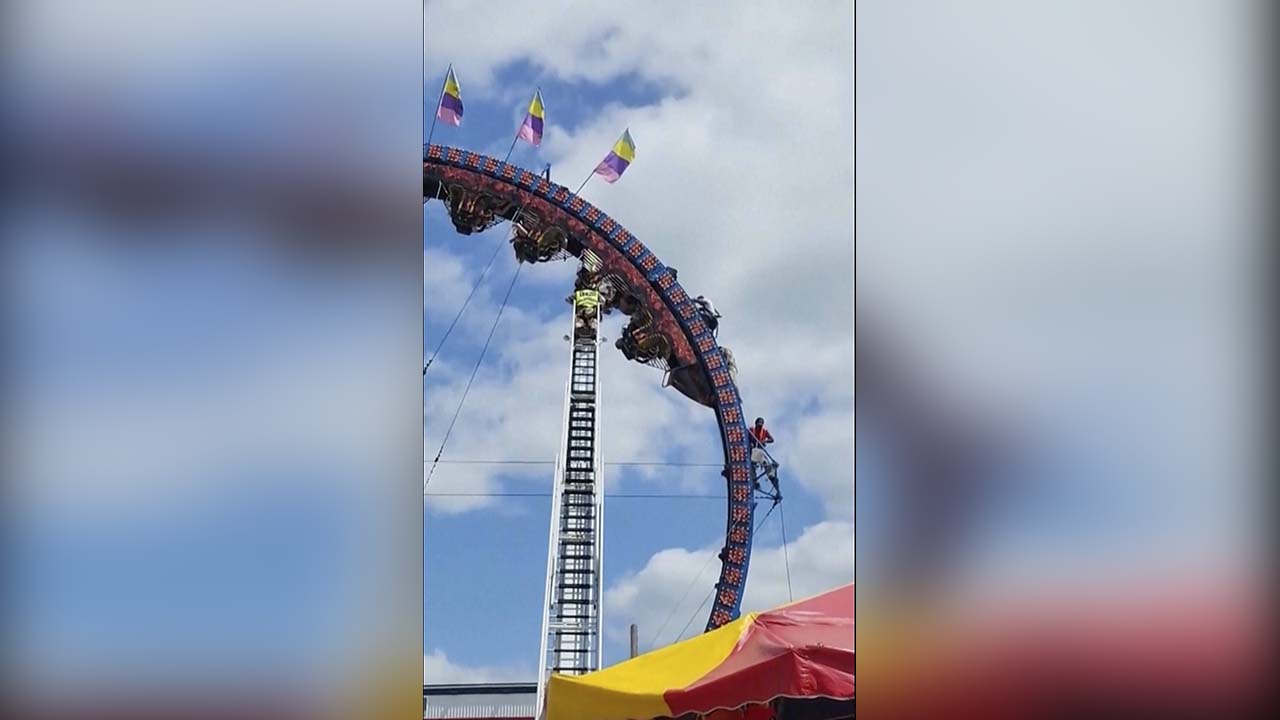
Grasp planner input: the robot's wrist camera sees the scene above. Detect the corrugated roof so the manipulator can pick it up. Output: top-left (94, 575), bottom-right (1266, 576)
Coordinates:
top-left (423, 683), bottom-right (538, 720)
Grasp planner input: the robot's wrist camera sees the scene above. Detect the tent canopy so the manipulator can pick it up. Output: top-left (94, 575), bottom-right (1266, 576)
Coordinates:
top-left (547, 584), bottom-right (854, 720)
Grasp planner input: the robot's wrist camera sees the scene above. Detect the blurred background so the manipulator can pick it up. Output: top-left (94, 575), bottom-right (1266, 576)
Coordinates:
top-left (3, 2), bottom-right (423, 719)
top-left (857, 0), bottom-right (1272, 716)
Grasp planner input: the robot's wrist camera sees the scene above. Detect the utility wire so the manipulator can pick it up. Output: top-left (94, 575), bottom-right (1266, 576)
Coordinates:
top-left (424, 263), bottom-right (523, 486)
top-left (424, 233), bottom-right (507, 374)
top-left (422, 459), bottom-right (722, 468)
top-left (423, 491), bottom-right (725, 499)
top-left (647, 548), bottom-right (718, 651)
top-left (659, 499), bottom-right (781, 649)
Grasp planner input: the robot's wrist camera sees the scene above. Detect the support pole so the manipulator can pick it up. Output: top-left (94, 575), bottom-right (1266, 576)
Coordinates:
top-left (629, 624), bottom-right (639, 658)
top-left (426, 63), bottom-right (451, 147)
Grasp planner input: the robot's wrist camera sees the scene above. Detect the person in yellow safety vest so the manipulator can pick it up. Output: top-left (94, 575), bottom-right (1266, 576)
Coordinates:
top-left (574, 288), bottom-right (600, 311)
top-left (574, 288), bottom-right (600, 335)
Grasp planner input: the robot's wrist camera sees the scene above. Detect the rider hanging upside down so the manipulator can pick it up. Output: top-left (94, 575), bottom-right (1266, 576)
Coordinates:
top-left (749, 417), bottom-right (781, 499)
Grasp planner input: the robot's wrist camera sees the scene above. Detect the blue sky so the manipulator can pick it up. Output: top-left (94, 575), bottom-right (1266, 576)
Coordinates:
top-left (423, 2), bottom-right (855, 681)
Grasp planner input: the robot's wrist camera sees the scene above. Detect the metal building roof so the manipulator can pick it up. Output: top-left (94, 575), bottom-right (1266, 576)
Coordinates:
top-left (423, 683), bottom-right (538, 720)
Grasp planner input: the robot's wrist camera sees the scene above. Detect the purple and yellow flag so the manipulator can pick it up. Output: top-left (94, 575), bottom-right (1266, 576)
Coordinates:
top-left (436, 67), bottom-right (463, 126)
top-left (517, 89), bottom-right (545, 147)
top-left (594, 128), bottom-right (635, 184)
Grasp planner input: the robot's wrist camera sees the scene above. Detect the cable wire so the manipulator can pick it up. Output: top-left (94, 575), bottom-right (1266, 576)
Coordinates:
top-left (422, 459), bottom-right (722, 468)
top-left (779, 501), bottom-right (794, 603)
top-left (659, 499), bottom-right (782, 649)
top-left (424, 233), bottom-right (508, 375)
top-left (423, 491), bottom-right (725, 499)
top-left (424, 262), bottom-right (522, 486)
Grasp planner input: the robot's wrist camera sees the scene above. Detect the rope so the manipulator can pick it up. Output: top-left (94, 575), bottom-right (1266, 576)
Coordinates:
top-left (424, 233), bottom-right (507, 374)
top-left (661, 499), bottom-right (781, 649)
top-left (779, 501), bottom-right (794, 603)
top-left (424, 262), bottom-right (523, 486)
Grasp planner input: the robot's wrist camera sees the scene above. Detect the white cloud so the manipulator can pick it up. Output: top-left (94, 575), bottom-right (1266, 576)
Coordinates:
top-left (604, 520), bottom-right (853, 652)
top-left (782, 410), bottom-right (855, 522)
top-left (424, 648), bottom-right (533, 684)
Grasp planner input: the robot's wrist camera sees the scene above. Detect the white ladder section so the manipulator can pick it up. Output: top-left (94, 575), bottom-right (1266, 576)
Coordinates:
top-left (536, 300), bottom-right (605, 716)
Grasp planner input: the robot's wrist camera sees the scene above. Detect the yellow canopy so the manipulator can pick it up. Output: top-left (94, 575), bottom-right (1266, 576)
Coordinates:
top-left (545, 613), bottom-right (756, 720)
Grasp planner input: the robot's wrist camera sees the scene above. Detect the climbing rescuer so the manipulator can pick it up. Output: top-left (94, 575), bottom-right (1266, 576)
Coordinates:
top-left (722, 346), bottom-right (739, 383)
top-left (694, 295), bottom-right (721, 334)
top-left (749, 417), bottom-right (780, 498)
top-left (573, 287), bottom-right (601, 335)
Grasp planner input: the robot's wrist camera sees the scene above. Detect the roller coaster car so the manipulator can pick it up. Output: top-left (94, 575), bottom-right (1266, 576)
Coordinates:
top-left (614, 317), bottom-right (670, 365)
top-left (511, 221), bottom-right (568, 264)
top-left (445, 188), bottom-right (511, 235)
top-left (611, 287), bottom-right (641, 315)
top-left (667, 362), bottom-right (716, 408)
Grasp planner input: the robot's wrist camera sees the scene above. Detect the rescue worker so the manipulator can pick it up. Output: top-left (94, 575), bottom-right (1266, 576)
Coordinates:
top-left (573, 287), bottom-right (601, 336)
top-left (694, 295), bottom-right (721, 334)
top-left (748, 417), bottom-right (780, 497)
top-left (722, 346), bottom-right (739, 383)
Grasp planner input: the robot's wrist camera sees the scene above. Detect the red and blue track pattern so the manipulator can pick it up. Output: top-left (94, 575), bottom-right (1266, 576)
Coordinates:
top-left (425, 144), bottom-right (755, 632)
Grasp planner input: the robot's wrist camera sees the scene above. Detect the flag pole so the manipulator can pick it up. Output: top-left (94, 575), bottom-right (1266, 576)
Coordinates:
top-left (503, 87), bottom-right (541, 164)
top-left (426, 63), bottom-right (451, 147)
top-left (502, 134), bottom-right (520, 164)
top-left (575, 127), bottom-right (628, 197)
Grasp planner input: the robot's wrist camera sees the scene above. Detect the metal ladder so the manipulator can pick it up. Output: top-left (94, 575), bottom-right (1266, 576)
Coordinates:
top-left (536, 298), bottom-right (605, 716)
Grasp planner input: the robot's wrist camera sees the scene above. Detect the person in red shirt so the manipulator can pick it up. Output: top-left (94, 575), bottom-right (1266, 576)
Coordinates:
top-left (749, 417), bottom-right (780, 498)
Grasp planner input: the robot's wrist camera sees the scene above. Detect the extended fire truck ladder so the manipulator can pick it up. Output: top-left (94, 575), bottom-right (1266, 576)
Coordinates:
top-left (536, 291), bottom-right (605, 715)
